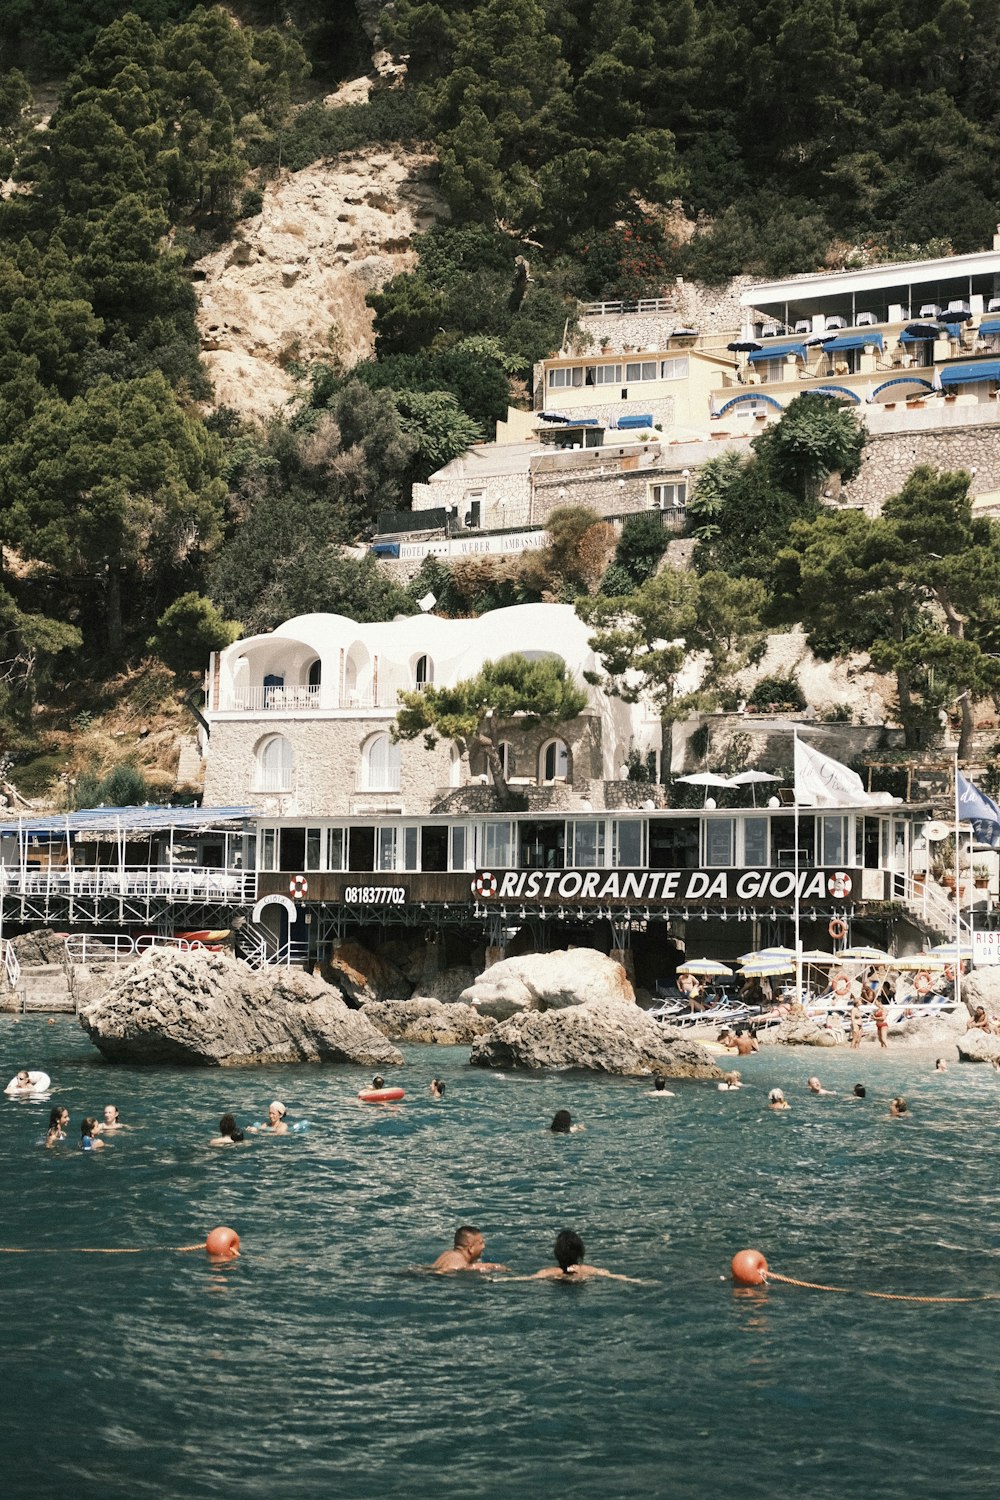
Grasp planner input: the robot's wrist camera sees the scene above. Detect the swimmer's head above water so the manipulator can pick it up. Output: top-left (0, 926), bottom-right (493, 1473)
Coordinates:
top-left (550, 1109), bottom-right (573, 1133)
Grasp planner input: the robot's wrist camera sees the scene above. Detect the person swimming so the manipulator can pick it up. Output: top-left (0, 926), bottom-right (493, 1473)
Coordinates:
top-left (45, 1106), bottom-right (69, 1147)
top-left (210, 1113), bottom-right (246, 1146)
top-left (80, 1117), bottom-right (106, 1151)
top-left (531, 1229), bottom-right (634, 1282)
top-left (889, 1096), bottom-right (908, 1118)
top-left (550, 1109), bottom-right (583, 1133)
top-left (255, 1101), bottom-right (288, 1135)
top-left (98, 1105), bottom-right (123, 1132)
top-left (807, 1077), bottom-right (835, 1096)
top-left (430, 1079), bottom-right (445, 1099)
top-left (717, 1070), bottom-right (742, 1091)
top-left (767, 1088), bottom-right (790, 1111)
top-left (646, 1075), bottom-right (675, 1097)
top-left (432, 1225), bottom-right (508, 1273)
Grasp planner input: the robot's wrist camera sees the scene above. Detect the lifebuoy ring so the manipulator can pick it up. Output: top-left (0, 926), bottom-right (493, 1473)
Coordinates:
top-left (4, 1071), bottom-right (51, 1095)
top-left (358, 1087), bottom-right (405, 1104)
top-left (833, 975), bottom-right (850, 998)
top-left (914, 971), bottom-right (932, 995)
top-left (829, 917), bottom-right (847, 941)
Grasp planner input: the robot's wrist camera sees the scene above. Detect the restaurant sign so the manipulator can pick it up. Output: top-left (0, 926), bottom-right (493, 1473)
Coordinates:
top-left (473, 868), bottom-right (857, 907)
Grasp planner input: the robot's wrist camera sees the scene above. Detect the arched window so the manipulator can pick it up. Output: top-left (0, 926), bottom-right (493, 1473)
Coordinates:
top-left (362, 733), bottom-right (401, 792)
top-left (307, 658), bottom-right (322, 688)
top-left (415, 654), bottom-right (433, 688)
top-left (539, 738), bottom-right (570, 783)
top-left (449, 746), bottom-right (462, 787)
top-left (255, 735), bottom-right (294, 792)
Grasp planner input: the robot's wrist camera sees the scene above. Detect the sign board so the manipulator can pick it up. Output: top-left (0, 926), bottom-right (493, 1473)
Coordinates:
top-left (472, 867), bottom-right (859, 907)
top-left (973, 929), bottom-right (1000, 966)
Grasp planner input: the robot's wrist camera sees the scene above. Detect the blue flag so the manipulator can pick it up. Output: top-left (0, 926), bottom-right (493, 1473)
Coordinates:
top-left (957, 772), bottom-right (1000, 849)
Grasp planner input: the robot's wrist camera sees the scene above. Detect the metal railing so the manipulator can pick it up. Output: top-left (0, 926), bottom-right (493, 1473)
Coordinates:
top-left (219, 687), bottom-right (383, 712)
top-left (579, 298), bottom-right (677, 316)
top-left (1, 865), bottom-right (256, 903)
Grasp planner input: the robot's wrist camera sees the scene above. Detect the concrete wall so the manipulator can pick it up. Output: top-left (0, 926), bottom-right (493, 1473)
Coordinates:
top-left (841, 420), bottom-right (1000, 514)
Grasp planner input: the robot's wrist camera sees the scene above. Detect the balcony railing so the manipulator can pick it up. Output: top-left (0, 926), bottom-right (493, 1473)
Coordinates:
top-left (219, 686), bottom-right (385, 713)
top-left (0, 864), bottom-right (256, 902)
top-left (354, 770), bottom-right (402, 793)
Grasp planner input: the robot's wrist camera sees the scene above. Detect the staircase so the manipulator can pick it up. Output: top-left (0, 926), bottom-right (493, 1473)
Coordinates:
top-left (900, 876), bottom-right (971, 944)
top-left (16, 962), bottom-right (76, 1013)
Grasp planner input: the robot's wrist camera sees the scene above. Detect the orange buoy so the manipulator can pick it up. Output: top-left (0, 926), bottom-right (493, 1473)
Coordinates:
top-left (205, 1225), bottom-right (240, 1259)
top-left (731, 1248), bottom-right (768, 1285)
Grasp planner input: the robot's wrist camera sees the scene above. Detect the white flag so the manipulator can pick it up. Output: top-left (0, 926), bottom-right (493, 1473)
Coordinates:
top-left (794, 738), bottom-right (871, 807)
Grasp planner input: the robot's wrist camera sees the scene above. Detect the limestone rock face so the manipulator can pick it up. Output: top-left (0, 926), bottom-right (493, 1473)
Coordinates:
top-left (461, 948), bottom-right (634, 1020)
top-left (321, 940), bottom-right (412, 1005)
top-left (757, 1019), bottom-right (840, 1047)
top-left (890, 1004), bottom-right (968, 1047)
top-left (469, 1003), bottom-right (722, 1078)
top-left (956, 1029), bottom-right (1000, 1063)
top-left (962, 971), bottom-right (1000, 1012)
top-left (363, 998), bottom-right (495, 1046)
top-left (412, 966), bottom-right (479, 1004)
top-left (79, 950), bottom-right (402, 1067)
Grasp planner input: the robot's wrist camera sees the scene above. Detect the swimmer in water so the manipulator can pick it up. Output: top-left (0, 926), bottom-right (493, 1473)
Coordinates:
top-left (807, 1077), bottom-right (835, 1096)
top-left (646, 1074), bottom-right (675, 1097)
top-left (767, 1088), bottom-right (790, 1111)
top-left (45, 1106), bottom-right (70, 1147)
top-left (372, 1075), bottom-right (386, 1090)
top-left (80, 1117), bottom-right (106, 1150)
top-left (432, 1225), bottom-right (508, 1273)
top-left (935, 1057), bottom-right (948, 1072)
top-left (5, 1069), bottom-right (35, 1094)
top-left (531, 1229), bottom-right (636, 1282)
top-left (717, 1070), bottom-right (742, 1091)
top-left (550, 1109), bottom-right (584, 1133)
top-left (261, 1101), bottom-right (288, 1134)
top-left (847, 1083), bottom-right (866, 1099)
top-left (889, 1096), bottom-right (908, 1118)
top-left (430, 1079), bottom-right (445, 1100)
top-left (97, 1105), bottom-right (123, 1133)
top-left (210, 1113), bottom-right (246, 1146)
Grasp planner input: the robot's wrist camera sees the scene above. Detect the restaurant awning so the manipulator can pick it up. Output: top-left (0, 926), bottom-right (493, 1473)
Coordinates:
top-left (939, 359), bottom-right (1000, 388)
top-left (0, 805), bottom-right (257, 837)
top-left (979, 317), bottom-right (1000, 336)
top-left (747, 340), bottom-right (807, 363)
top-left (822, 331), bottom-right (884, 353)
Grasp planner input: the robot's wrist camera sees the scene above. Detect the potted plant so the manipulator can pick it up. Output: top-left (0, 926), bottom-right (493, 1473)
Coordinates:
top-left (974, 862), bottom-right (990, 889)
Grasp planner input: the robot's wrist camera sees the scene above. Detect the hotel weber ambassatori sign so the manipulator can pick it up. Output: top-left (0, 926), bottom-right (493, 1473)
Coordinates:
top-left (472, 868), bottom-right (857, 907)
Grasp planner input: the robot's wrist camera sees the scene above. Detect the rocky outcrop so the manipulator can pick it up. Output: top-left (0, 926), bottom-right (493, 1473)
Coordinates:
top-left (962, 971), bottom-right (1000, 1012)
top-left (890, 1004), bottom-right (968, 1048)
top-left (194, 149), bottom-right (443, 421)
top-left (956, 1029), bottom-right (1000, 1063)
top-left (461, 948), bottom-right (634, 1020)
top-left (757, 1019), bottom-right (841, 1047)
top-left (363, 998), bottom-right (495, 1046)
top-left (413, 966), bottom-right (479, 1004)
top-left (469, 1003), bottom-right (723, 1078)
top-left (79, 950), bottom-right (402, 1067)
top-left (321, 940), bottom-right (412, 1005)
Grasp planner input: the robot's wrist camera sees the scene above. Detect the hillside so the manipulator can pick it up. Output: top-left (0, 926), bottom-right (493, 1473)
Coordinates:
top-left (2, 0), bottom-right (1000, 807)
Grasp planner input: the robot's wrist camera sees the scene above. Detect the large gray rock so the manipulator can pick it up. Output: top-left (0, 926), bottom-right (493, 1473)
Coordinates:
top-left (79, 949), bottom-right (402, 1067)
top-left (757, 1019), bottom-right (841, 1047)
top-left (956, 1029), bottom-right (1000, 1063)
top-left (890, 1004), bottom-right (968, 1047)
top-left (363, 998), bottom-right (494, 1046)
top-left (469, 1002), bottom-right (723, 1078)
top-left (412, 965), bottom-right (478, 1004)
top-left (461, 948), bottom-right (634, 1020)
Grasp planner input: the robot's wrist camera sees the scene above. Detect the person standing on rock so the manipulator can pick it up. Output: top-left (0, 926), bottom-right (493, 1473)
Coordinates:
top-left (432, 1226), bottom-right (508, 1273)
top-left (849, 999), bottom-right (863, 1050)
top-left (873, 1000), bottom-right (889, 1050)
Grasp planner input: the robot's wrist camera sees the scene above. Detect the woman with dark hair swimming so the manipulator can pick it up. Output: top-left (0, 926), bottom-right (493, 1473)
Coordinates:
top-left (210, 1113), bottom-right (246, 1146)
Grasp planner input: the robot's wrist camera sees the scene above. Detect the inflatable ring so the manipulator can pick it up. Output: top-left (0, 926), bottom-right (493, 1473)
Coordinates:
top-left (914, 970), bottom-right (932, 995)
top-left (833, 975), bottom-right (850, 998)
top-left (828, 917), bottom-right (847, 941)
top-left (358, 1087), bottom-right (405, 1104)
top-left (4, 1071), bottom-right (51, 1095)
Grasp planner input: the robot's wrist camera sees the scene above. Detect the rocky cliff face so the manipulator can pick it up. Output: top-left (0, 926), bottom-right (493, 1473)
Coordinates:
top-left (194, 141), bottom-right (443, 421)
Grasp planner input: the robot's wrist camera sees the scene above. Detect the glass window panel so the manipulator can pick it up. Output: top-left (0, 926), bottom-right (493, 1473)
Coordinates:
top-left (403, 826), bottom-right (419, 871)
top-left (305, 829), bottom-right (322, 870)
top-left (613, 819), bottom-right (644, 867)
top-left (261, 829), bottom-right (278, 871)
top-left (376, 827), bottom-right (397, 871)
top-left (573, 820), bottom-right (605, 867)
top-left (704, 818), bottom-right (734, 866)
top-left (821, 815), bottom-right (847, 865)
top-left (743, 817), bottom-right (769, 866)
top-left (326, 828), bottom-right (345, 870)
top-left (483, 820), bottom-right (512, 866)
top-left (450, 825), bottom-right (468, 871)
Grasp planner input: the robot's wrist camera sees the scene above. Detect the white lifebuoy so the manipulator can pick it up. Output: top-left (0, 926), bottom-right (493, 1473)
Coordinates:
top-left (914, 970), bottom-right (932, 995)
top-left (833, 975), bottom-right (851, 998)
top-left (4, 1070), bottom-right (51, 1095)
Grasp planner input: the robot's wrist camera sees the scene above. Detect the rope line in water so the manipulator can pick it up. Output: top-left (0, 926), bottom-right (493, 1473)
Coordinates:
top-left (0, 1243), bottom-right (207, 1255)
top-left (767, 1271), bottom-right (998, 1304)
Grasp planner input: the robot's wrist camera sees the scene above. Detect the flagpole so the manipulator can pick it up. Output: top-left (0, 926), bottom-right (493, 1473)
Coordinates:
top-left (954, 748), bottom-right (963, 1016)
top-left (793, 727), bottom-right (803, 1005)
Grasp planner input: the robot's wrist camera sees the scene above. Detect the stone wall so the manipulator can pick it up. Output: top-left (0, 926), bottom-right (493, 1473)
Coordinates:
top-left (674, 714), bottom-right (905, 775)
top-left (841, 421), bottom-right (1000, 513)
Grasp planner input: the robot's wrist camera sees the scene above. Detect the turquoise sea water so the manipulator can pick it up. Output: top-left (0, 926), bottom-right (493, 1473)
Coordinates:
top-left (2, 1015), bottom-right (999, 1499)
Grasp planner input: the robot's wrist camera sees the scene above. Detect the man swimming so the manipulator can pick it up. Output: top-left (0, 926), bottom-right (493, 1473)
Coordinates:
top-left (432, 1225), bottom-right (508, 1273)
top-left (531, 1229), bottom-right (635, 1282)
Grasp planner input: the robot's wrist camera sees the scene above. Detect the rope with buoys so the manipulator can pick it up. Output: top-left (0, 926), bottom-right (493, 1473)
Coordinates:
top-left (731, 1248), bottom-right (998, 1303)
top-left (0, 1226), bottom-right (240, 1259)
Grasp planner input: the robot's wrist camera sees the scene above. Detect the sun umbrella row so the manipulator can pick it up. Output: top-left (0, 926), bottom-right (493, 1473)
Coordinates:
top-left (677, 941), bottom-right (973, 979)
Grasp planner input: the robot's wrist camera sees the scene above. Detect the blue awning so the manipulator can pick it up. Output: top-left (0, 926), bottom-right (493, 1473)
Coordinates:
top-left (716, 392), bottom-right (784, 416)
top-left (615, 414), bottom-right (653, 429)
top-left (979, 317), bottom-right (1000, 336)
top-left (812, 386), bottom-right (862, 405)
top-left (747, 340), bottom-right (807, 363)
top-left (822, 332), bottom-right (884, 353)
top-left (939, 359), bottom-right (1000, 388)
top-left (899, 330), bottom-right (937, 344)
